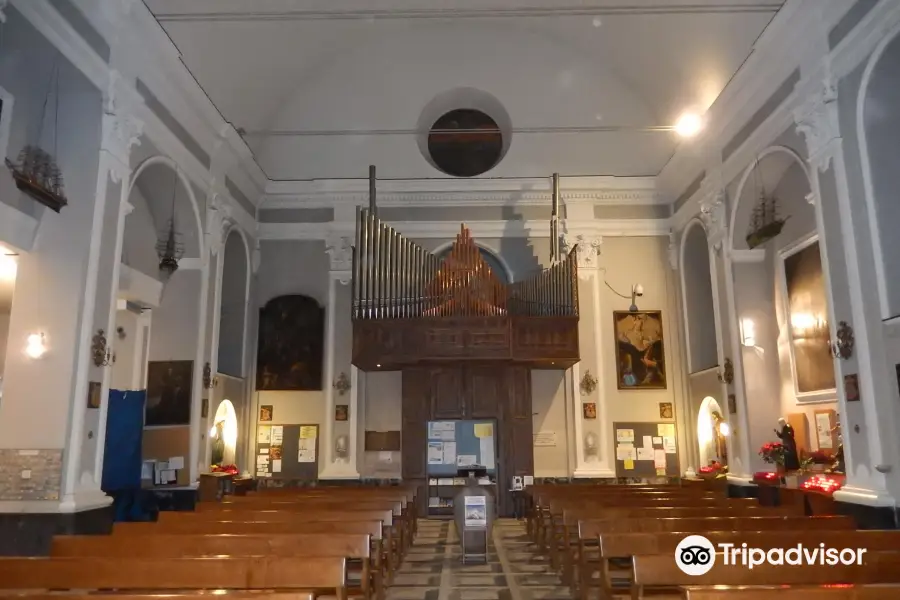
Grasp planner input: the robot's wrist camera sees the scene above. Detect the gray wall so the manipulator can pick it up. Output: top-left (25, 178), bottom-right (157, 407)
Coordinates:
top-left (682, 225), bottom-right (717, 373)
top-left (218, 231), bottom-right (249, 377)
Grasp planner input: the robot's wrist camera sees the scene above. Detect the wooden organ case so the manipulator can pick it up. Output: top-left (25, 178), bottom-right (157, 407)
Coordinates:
top-left (350, 193), bottom-right (580, 516)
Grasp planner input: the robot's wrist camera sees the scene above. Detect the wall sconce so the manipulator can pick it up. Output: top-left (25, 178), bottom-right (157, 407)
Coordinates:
top-left (333, 372), bottom-right (351, 396)
top-left (579, 370), bottom-right (598, 395)
top-left (25, 333), bottom-right (46, 359)
top-left (91, 329), bottom-right (114, 367)
top-left (203, 362), bottom-right (218, 389)
top-left (740, 318), bottom-right (756, 347)
top-left (630, 284), bottom-right (644, 312)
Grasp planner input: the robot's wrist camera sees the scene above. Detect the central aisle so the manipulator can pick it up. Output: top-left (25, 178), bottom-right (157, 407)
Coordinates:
top-left (386, 518), bottom-right (570, 600)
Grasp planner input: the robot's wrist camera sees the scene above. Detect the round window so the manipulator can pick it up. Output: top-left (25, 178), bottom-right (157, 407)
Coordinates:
top-left (427, 109), bottom-right (503, 177)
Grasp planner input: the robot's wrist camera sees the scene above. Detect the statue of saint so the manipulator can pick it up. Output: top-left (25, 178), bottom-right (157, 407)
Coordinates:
top-left (774, 417), bottom-right (801, 471)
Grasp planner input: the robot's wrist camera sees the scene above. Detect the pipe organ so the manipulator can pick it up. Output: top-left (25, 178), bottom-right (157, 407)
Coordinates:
top-left (351, 209), bottom-right (580, 370)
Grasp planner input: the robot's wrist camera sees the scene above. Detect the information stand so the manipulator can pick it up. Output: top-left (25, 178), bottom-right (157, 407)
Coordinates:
top-left (453, 474), bottom-right (495, 564)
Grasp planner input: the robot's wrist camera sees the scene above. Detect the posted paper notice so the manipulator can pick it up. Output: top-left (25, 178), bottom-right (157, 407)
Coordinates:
top-left (428, 442), bottom-right (444, 464)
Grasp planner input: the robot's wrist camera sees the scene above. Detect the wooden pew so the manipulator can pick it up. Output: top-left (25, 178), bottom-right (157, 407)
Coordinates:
top-left (682, 585), bottom-right (900, 600)
top-left (631, 551), bottom-right (900, 599)
top-left (588, 529), bottom-right (900, 600)
top-left (51, 533), bottom-right (376, 600)
top-left (0, 556), bottom-right (347, 600)
top-left (0, 594), bottom-right (317, 600)
top-left (576, 515), bottom-right (856, 600)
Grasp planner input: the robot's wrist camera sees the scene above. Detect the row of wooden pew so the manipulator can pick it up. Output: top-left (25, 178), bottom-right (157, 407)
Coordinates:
top-left (0, 484), bottom-right (419, 600)
top-left (525, 482), bottom-right (900, 599)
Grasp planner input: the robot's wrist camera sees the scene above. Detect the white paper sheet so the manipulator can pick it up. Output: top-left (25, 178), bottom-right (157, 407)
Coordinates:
top-left (259, 448), bottom-right (269, 455)
top-left (616, 429), bottom-right (635, 443)
top-left (616, 444), bottom-right (636, 461)
top-left (523, 475), bottom-right (534, 486)
top-left (480, 437), bottom-right (495, 469)
top-left (533, 431), bottom-right (557, 447)
top-left (378, 451), bottom-right (393, 463)
top-left (663, 436), bottom-right (677, 454)
top-left (457, 454), bottom-right (477, 467)
top-left (429, 421), bottom-right (455, 440)
top-left (272, 459), bottom-right (282, 473)
top-left (297, 438), bottom-right (316, 462)
top-left (642, 436), bottom-right (653, 449)
top-left (637, 447), bottom-right (654, 461)
top-left (271, 426), bottom-right (284, 444)
top-left (658, 423), bottom-right (676, 438)
top-left (464, 496), bottom-right (487, 527)
top-left (442, 441), bottom-right (457, 464)
top-left (428, 442), bottom-right (444, 464)
top-left (652, 436), bottom-right (662, 445)
top-left (168, 456), bottom-right (185, 470)
top-left (257, 426), bottom-right (271, 444)
top-left (816, 413), bottom-right (833, 449)
top-left (654, 449), bottom-right (667, 469)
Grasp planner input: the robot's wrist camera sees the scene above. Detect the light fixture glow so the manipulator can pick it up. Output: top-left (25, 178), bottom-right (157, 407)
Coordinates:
top-left (674, 112), bottom-right (704, 138)
top-left (740, 318), bottom-right (756, 347)
top-left (25, 333), bottom-right (46, 359)
top-left (718, 421), bottom-right (731, 437)
top-left (209, 425), bottom-right (217, 437)
top-left (0, 252), bottom-right (17, 281)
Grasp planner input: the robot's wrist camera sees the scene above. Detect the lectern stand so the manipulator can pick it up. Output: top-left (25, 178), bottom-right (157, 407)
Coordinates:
top-left (453, 469), bottom-right (495, 564)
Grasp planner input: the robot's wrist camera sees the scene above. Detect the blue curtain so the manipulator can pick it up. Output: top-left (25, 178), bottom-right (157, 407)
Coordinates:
top-left (101, 389), bottom-right (145, 492)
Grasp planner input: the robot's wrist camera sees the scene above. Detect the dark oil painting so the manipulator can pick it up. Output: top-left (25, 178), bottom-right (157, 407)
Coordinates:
top-left (145, 360), bottom-right (194, 426)
top-left (613, 311), bottom-right (666, 390)
top-left (256, 295), bottom-right (324, 390)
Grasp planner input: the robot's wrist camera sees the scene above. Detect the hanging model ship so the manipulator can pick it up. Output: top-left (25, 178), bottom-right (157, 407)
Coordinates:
top-left (745, 189), bottom-right (787, 249)
top-left (5, 145), bottom-right (68, 212)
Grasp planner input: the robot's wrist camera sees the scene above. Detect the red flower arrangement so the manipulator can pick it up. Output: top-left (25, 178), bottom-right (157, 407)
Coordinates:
top-left (211, 464), bottom-right (239, 475)
top-left (759, 442), bottom-right (786, 465)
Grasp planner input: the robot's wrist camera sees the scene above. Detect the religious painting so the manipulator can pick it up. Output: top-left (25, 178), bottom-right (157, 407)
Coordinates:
top-left (727, 394), bottom-right (737, 415)
top-left (582, 402), bottom-right (597, 420)
top-left (613, 311), bottom-right (666, 389)
top-left (781, 237), bottom-right (836, 398)
top-left (145, 361), bottom-right (193, 426)
top-left (87, 381), bottom-right (101, 409)
top-left (335, 404), bottom-right (348, 422)
top-left (256, 295), bottom-right (324, 390)
top-left (658, 402), bottom-right (673, 419)
top-left (259, 405), bottom-right (273, 422)
top-left (844, 374), bottom-right (860, 402)
top-left (201, 397), bottom-right (209, 419)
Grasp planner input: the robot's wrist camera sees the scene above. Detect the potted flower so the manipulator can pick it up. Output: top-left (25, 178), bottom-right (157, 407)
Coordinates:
top-left (759, 442), bottom-right (786, 472)
top-left (801, 450), bottom-right (832, 473)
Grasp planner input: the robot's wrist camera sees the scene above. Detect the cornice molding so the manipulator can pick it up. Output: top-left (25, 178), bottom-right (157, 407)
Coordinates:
top-left (259, 218), bottom-right (671, 241)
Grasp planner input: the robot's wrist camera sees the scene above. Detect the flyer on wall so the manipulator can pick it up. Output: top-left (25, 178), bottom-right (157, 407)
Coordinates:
top-left (464, 496), bottom-right (487, 527)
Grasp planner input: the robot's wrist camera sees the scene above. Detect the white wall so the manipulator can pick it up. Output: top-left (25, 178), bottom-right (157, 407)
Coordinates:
top-left (0, 312), bottom-right (9, 381)
top-left (149, 270), bottom-right (201, 361)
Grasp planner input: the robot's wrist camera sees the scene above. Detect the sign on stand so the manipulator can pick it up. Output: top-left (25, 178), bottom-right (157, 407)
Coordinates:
top-left (464, 496), bottom-right (487, 527)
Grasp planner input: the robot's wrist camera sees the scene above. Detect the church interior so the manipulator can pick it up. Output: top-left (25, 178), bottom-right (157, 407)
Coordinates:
top-left (3, 0), bottom-right (900, 597)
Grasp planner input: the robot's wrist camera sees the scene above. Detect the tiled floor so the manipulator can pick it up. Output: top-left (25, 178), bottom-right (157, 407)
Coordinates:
top-left (387, 519), bottom-right (571, 600)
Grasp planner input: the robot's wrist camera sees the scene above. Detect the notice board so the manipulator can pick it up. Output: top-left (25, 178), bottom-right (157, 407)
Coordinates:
top-left (612, 421), bottom-right (680, 478)
top-left (255, 423), bottom-right (319, 481)
top-left (426, 420), bottom-right (497, 476)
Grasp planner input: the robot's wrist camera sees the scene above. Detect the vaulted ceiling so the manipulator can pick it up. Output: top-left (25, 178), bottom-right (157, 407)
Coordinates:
top-left (145, 0), bottom-right (783, 181)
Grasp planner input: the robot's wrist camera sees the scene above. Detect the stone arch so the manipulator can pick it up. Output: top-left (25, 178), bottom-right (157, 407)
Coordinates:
top-left (432, 240), bottom-right (513, 284)
top-left (728, 145), bottom-right (812, 252)
top-left (679, 219), bottom-right (717, 373)
top-left (217, 226), bottom-right (251, 377)
top-left (857, 26), bottom-right (900, 319)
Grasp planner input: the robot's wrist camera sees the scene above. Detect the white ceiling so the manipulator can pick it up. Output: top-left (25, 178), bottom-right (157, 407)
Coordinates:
top-left (145, 0), bottom-right (783, 180)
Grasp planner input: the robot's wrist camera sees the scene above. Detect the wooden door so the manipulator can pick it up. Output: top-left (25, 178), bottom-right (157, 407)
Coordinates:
top-left (467, 366), bottom-right (503, 419)
top-left (431, 368), bottom-right (465, 419)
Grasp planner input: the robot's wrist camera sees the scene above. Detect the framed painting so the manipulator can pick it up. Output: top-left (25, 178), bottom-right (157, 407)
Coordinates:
top-left (145, 360), bottom-right (193, 426)
top-left (613, 311), bottom-right (666, 389)
top-left (779, 235), bottom-right (836, 402)
top-left (256, 295), bottom-right (324, 391)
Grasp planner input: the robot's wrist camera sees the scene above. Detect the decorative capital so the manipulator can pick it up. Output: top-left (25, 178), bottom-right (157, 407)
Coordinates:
top-left (206, 194), bottom-right (234, 256)
top-left (699, 192), bottom-right (727, 253)
top-left (325, 234), bottom-right (353, 271)
top-left (668, 230), bottom-right (680, 271)
top-left (102, 72), bottom-right (143, 166)
top-left (794, 76), bottom-right (840, 173)
top-left (562, 234), bottom-right (602, 269)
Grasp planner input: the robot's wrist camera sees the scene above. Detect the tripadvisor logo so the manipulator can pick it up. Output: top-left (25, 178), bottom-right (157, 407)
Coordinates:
top-left (676, 535), bottom-right (716, 576)
top-left (675, 535), bottom-right (869, 575)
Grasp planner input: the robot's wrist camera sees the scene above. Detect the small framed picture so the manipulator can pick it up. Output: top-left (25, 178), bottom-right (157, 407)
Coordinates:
top-left (844, 374), bottom-right (860, 402)
top-left (259, 405), bottom-right (273, 422)
top-left (201, 397), bottom-right (209, 419)
top-left (727, 394), bottom-right (737, 415)
top-left (335, 404), bottom-right (348, 421)
top-left (658, 402), bottom-right (673, 419)
top-left (582, 402), bottom-right (597, 420)
top-left (87, 381), bottom-right (101, 409)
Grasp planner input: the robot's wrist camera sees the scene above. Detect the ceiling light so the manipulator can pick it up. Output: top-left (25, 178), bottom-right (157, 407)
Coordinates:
top-left (674, 112), bottom-right (704, 138)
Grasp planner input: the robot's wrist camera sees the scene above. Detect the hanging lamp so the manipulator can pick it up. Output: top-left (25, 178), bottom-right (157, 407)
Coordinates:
top-left (745, 155), bottom-right (788, 249)
top-left (156, 168), bottom-right (184, 281)
top-left (5, 52), bottom-right (68, 212)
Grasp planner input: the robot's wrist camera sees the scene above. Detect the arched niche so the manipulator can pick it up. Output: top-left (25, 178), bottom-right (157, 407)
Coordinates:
top-left (697, 396), bottom-right (727, 468)
top-left (218, 228), bottom-right (250, 377)
top-left (859, 29), bottom-right (900, 319)
top-left (433, 242), bottom-right (511, 284)
top-left (210, 399), bottom-right (238, 466)
top-left (679, 220), bottom-right (717, 373)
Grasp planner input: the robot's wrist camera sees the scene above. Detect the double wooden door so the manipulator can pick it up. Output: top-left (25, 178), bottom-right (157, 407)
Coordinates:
top-left (401, 364), bottom-right (533, 517)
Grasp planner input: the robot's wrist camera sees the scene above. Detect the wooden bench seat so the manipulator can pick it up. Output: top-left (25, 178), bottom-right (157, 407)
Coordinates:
top-left (0, 556), bottom-right (347, 600)
top-left (0, 593), bottom-right (317, 600)
top-left (632, 551), bottom-right (900, 599)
